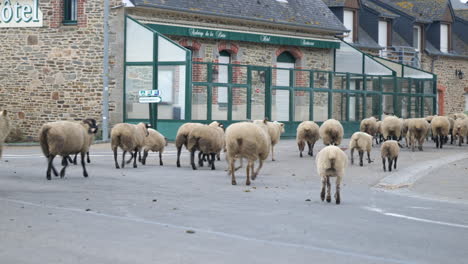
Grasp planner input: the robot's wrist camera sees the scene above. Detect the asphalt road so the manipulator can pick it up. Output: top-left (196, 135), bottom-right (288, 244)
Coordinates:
top-left (1, 140), bottom-right (468, 264)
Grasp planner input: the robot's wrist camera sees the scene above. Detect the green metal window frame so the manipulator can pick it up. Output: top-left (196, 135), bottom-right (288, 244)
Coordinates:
top-left (63, 0), bottom-right (78, 25)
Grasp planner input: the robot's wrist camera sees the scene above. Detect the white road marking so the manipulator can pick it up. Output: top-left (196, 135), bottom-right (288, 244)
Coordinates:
top-left (1, 197), bottom-right (413, 264)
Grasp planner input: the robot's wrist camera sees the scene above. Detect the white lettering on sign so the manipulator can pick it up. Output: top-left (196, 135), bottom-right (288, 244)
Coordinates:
top-left (0, 0), bottom-right (42, 27)
top-left (139, 96), bottom-right (162, 103)
top-left (215, 31), bottom-right (227, 38)
top-left (260, 35), bottom-right (271, 42)
top-left (189, 28), bottom-right (205, 37)
top-left (302, 40), bottom-right (316, 46)
top-left (189, 28), bottom-right (228, 39)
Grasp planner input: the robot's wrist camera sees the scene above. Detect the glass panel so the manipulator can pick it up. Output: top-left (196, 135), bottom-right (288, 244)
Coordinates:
top-left (349, 77), bottom-right (363, 91)
top-left (333, 74), bottom-right (347, 90)
top-left (382, 77), bottom-right (394, 92)
top-left (232, 65), bottom-right (248, 84)
top-left (314, 72), bottom-right (329, 89)
top-left (382, 95), bottom-right (394, 116)
top-left (423, 80), bottom-right (433, 94)
top-left (313, 92), bottom-right (329, 121)
top-left (158, 36), bottom-right (186, 62)
top-left (349, 94), bottom-right (363, 121)
top-left (294, 90), bottom-right (310, 121)
top-left (274, 64), bottom-right (293, 87)
top-left (364, 56), bottom-right (393, 75)
top-left (332, 92), bottom-right (346, 121)
top-left (126, 18), bottom-right (153, 62)
top-left (272, 89), bottom-right (290, 121)
top-left (158, 65), bottom-right (186, 120)
top-left (335, 42), bottom-right (363, 74)
top-left (212, 63), bottom-right (228, 83)
top-left (125, 66), bottom-right (152, 119)
top-left (410, 96), bottom-right (422, 117)
top-left (192, 86), bottom-right (208, 120)
top-left (251, 69), bottom-right (266, 120)
top-left (212, 86), bottom-right (228, 121)
top-left (365, 94), bottom-right (380, 118)
top-left (366, 76), bottom-right (379, 91)
top-left (232, 87), bottom-right (247, 120)
top-left (400, 79), bottom-right (410, 93)
top-left (294, 70), bottom-right (311, 88)
top-left (397, 96), bottom-right (409, 118)
top-left (192, 63), bottom-right (208, 83)
top-left (374, 57), bottom-right (403, 77)
top-left (424, 97), bottom-right (434, 116)
top-left (403, 66), bottom-right (433, 79)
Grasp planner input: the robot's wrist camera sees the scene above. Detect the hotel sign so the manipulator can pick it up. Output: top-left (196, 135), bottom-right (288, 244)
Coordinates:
top-left (0, 0), bottom-right (43, 28)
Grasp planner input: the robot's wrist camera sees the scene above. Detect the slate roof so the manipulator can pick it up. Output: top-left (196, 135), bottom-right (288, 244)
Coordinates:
top-left (321, 0), bottom-right (347, 7)
top-left (352, 26), bottom-right (382, 50)
top-left (454, 9), bottom-right (468, 21)
top-left (451, 0), bottom-right (468, 10)
top-left (369, 0), bottom-right (452, 23)
top-left (129, 0), bottom-right (348, 33)
top-left (361, 0), bottom-right (399, 18)
top-left (426, 38), bottom-right (468, 58)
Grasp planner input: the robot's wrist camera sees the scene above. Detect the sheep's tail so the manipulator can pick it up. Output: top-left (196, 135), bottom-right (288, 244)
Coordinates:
top-left (435, 126), bottom-right (442, 136)
top-left (328, 149), bottom-right (337, 169)
top-left (39, 125), bottom-right (51, 157)
top-left (236, 138), bottom-right (243, 147)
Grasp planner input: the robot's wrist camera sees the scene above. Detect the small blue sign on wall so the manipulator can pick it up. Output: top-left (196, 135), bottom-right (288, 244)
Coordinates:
top-left (139, 90), bottom-right (160, 97)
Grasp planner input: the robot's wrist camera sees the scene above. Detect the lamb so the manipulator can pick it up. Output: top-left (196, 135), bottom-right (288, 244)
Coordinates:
top-left (253, 119), bottom-right (285, 161)
top-left (110, 122), bottom-right (150, 169)
top-left (187, 121), bottom-right (224, 170)
top-left (407, 118), bottom-right (429, 151)
top-left (175, 122), bottom-right (204, 167)
top-left (381, 116), bottom-right (402, 141)
top-left (319, 119), bottom-right (344, 146)
top-left (360, 117), bottom-right (377, 143)
top-left (316, 145), bottom-right (347, 204)
top-left (296, 121), bottom-right (320, 157)
top-left (141, 128), bottom-right (168, 166)
top-left (348, 132), bottom-right (373, 166)
top-left (0, 110), bottom-right (11, 159)
top-left (380, 140), bottom-right (400, 172)
top-left (431, 116), bottom-right (450, 149)
top-left (225, 120), bottom-right (270, 186)
top-left (39, 119), bottom-right (98, 180)
top-left (453, 118), bottom-right (468, 147)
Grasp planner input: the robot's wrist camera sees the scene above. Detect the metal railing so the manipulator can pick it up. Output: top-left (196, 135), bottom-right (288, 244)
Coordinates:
top-left (379, 46), bottom-right (421, 68)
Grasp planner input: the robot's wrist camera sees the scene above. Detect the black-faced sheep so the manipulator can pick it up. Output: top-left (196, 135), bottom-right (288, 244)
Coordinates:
top-left (319, 119), bottom-right (344, 146)
top-left (407, 118), bottom-right (429, 152)
top-left (39, 119), bottom-right (98, 180)
top-left (141, 128), bottom-right (168, 166)
top-left (254, 120), bottom-right (284, 161)
top-left (225, 121), bottom-right (270, 186)
top-left (175, 123), bottom-right (204, 167)
top-left (431, 116), bottom-right (450, 149)
top-left (349, 132), bottom-right (373, 166)
top-left (316, 145), bottom-right (347, 204)
top-left (110, 122), bottom-right (150, 169)
top-left (453, 118), bottom-right (468, 147)
top-left (0, 110), bottom-right (11, 159)
top-left (70, 120), bottom-right (99, 164)
top-left (296, 121), bottom-right (320, 157)
top-left (381, 116), bottom-right (402, 141)
top-left (381, 140), bottom-right (399, 172)
top-left (187, 121), bottom-right (224, 170)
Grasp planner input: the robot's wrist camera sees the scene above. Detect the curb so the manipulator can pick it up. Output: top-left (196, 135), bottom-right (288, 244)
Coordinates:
top-left (5, 139), bottom-right (111, 147)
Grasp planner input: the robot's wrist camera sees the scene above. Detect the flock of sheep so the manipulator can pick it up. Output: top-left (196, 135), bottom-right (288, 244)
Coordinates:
top-left (1, 109), bottom-right (468, 205)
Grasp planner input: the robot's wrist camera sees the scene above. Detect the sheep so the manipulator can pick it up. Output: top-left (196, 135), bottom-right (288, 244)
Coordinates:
top-left (187, 121), bottom-right (224, 170)
top-left (454, 113), bottom-right (467, 120)
top-left (39, 119), bottom-right (98, 180)
top-left (431, 116), bottom-right (450, 149)
top-left (70, 121), bottom-right (99, 165)
top-left (349, 132), bottom-right (373, 166)
top-left (141, 128), bottom-right (168, 166)
top-left (296, 121), bottom-right (320, 157)
top-left (0, 110), bottom-right (11, 159)
top-left (111, 122), bottom-right (150, 169)
top-left (381, 140), bottom-right (400, 172)
top-left (319, 119), bottom-right (344, 146)
top-left (253, 119), bottom-right (285, 161)
top-left (316, 145), bottom-right (347, 204)
top-left (225, 120), bottom-right (270, 186)
top-left (447, 117), bottom-right (455, 144)
top-left (175, 123), bottom-right (204, 167)
top-left (381, 116), bottom-right (402, 141)
top-left (453, 118), bottom-right (468, 147)
top-left (401, 119), bottom-right (410, 148)
top-left (360, 117), bottom-right (377, 143)
top-left (407, 118), bottom-right (429, 151)
top-left (375, 120), bottom-right (383, 144)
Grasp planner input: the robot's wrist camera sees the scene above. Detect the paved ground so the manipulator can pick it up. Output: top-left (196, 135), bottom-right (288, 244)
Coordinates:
top-left (1, 139), bottom-right (468, 264)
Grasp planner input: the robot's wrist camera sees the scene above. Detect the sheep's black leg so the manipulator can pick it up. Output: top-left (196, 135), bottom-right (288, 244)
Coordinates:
top-left (142, 150), bottom-right (148, 165)
top-left (133, 151), bottom-right (138, 168)
top-left (72, 155), bottom-right (77, 165)
top-left (440, 136), bottom-right (444, 149)
top-left (138, 151), bottom-right (141, 162)
top-left (326, 176), bottom-right (331, 203)
top-left (307, 142), bottom-right (313, 156)
top-left (86, 152), bottom-right (90, 163)
top-left (382, 157), bottom-right (386, 172)
top-left (81, 152), bottom-right (88, 178)
top-left (159, 151), bottom-right (163, 166)
top-left (367, 151), bottom-right (372, 163)
top-left (190, 150), bottom-right (197, 170)
top-left (435, 136), bottom-right (439, 148)
top-left (51, 163), bottom-right (59, 177)
top-left (210, 153), bottom-right (216, 170)
top-left (121, 151), bottom-right (126, 168)
top-left (320, 177), bottom-right (326, 201)
top-left (359, 150), bottom-right (364, 167)
top-left (198, 152), bottom-right (204, 167)
top-left (388, 158), bottom-right (393, 172)
top-left (394, 156), bottom-right (397, 170)
top-left (350, 148), bottom-right (354, 165)
top-left (60, 157), bottom-right (68, 178)
top-left (311, 142), bottom-right (315, 156)
top-left (229, 158), bottom-right (236, 185)
top-left (113, 148), bottom-right (120, 169)
top-left (298, 141), bottom-right (304, 158)
top-left (176, 146), bottom-right (182, 167)
top-left (216, 153), bottom-right (220, 161)
top-left (335, 176), bottom-right (342, 205)
top-left (245, 161), bottom-right (252, 186)
top-left (46, 155), bottom-right (56, 180)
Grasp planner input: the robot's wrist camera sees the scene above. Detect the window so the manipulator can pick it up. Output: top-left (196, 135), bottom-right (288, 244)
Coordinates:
top-left (413, 25), bottom-right (422, 52)
top-left (343, 10), bottom-right (356, 43)
top-left (440, 24), bottom-right (449, 53)
top-left (64, 0), bottom-right (77, 24)
top-left (276, 51), bottom-right (295, 86)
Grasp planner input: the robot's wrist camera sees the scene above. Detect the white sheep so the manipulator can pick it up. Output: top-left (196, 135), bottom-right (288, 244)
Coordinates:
top-left (70, 120), bottom-right (99, 164)
top-left (407, 118), bottom-right (429, 151)
top-left (381, 116), bottom-right (402, 141)
top-left (254, 120), bottom-right (284, 161)
top-left (381, 140), bottom-right (400, 172)
top-left (316, 145), bottom-right (347, 204)
top-left (187, 121), bottom-right (224, 170)
top-left (296, 121), bottom-right (320, 157)
top-left (360, 117), bottom-right (377, 144)
top-left (0, 110), bottom-right (11, 159)
top-left (141, 128), bottom-right (168, 166)
top-left (453, 118), bottom-right (468, 147)
top-left (349, 132), bottom-right (373, 166)
top-left (39, 119), bottom-right (98, 180)
top-left (175, 122), bottom-right (204, 167)
top-left (319, 119), bottom-right (344, 146)
top-left (110, 122), bottom-right (150, 169)
top-left (375, 120), bottom-right (383, 144)
top-left (401, 119), bottom-right (409, 148)
top-left (225, 120), bottom-right (270, 186)
top-left (431, 116), bottom-right (450, 149)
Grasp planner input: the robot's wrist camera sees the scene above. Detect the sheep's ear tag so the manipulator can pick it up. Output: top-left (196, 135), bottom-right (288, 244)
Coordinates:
top-left (146, 123), bottom-right (152, 128)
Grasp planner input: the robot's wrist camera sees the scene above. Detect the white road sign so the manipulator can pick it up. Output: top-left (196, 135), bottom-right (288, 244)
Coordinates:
top-left (139, 96), bottom-right (162, 103)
